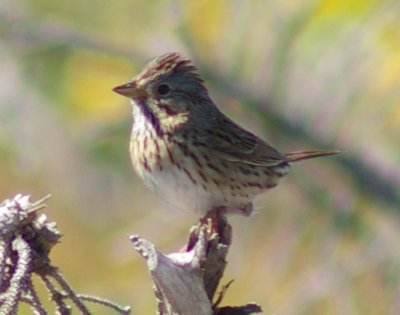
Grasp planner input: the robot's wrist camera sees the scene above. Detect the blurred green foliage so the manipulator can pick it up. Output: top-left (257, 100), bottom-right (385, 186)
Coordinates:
top-left (0, 0), bottom-right (399, 314)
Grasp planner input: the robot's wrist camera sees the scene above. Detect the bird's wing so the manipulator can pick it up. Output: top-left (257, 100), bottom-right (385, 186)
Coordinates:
top-left (206, 116), bottom-right (287, 166)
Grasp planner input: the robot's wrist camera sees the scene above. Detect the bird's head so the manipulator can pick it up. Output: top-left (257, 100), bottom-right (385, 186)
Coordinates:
top-left (113, 53), bottom-right (212, 124)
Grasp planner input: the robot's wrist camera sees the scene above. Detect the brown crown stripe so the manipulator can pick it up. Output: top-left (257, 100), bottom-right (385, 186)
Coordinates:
top-left (138, 53), bottom-right (204, 87)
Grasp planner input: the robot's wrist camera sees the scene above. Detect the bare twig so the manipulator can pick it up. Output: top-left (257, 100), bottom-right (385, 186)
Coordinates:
top-left (0, 194), bottom-right (131, 315)
top-left (77, 294), bottom-right (131, 315)
top-left (22, 279), bottom-right (47, 315)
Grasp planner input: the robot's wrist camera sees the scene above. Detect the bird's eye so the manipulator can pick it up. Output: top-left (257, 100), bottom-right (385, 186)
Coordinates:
top-left (156, 83), bottom-right (171, 96)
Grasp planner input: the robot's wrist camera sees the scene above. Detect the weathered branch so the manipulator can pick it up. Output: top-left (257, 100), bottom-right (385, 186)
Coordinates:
top-left (130, 211), bottom-right (262, 315)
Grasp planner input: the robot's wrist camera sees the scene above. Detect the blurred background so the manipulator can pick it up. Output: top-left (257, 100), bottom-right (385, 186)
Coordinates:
top-left (1, 0), bottom-right (399, 314)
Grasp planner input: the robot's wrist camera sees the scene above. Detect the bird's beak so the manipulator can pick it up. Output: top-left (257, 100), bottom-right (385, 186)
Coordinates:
top-left (112, 81), bottom-right (147, 100)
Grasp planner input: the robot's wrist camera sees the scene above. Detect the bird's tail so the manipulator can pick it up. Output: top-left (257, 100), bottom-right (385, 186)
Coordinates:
top-left (285, 150), bottom-right (340, 162)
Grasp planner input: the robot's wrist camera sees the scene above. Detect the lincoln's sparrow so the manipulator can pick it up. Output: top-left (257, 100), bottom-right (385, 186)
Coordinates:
top-left (113, 53), bottom-right (338, 216)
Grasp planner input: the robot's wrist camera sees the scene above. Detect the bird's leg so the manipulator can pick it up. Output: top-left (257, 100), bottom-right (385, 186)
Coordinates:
top-left (186, 207), bottom-right (229, 252)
